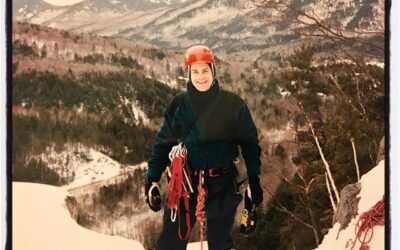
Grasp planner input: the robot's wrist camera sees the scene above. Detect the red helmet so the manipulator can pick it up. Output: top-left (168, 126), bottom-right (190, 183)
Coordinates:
top-left (184, 45), bottom-right (215, 68)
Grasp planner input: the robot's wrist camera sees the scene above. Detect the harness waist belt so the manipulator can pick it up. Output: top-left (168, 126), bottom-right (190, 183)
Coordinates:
top-left (193, 163), bottom-right (234, 177)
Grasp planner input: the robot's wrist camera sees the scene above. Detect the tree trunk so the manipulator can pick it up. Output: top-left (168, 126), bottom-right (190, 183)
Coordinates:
top-left (326, 172), bottom-right (337, 212)
top-left (307, 196), bottom-right (320, 247)
top-left (350, 137), bottom-right (360, 181)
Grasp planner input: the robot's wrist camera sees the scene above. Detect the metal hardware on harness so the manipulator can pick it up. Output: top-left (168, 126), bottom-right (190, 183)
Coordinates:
top-left (208, 168), bottom-right (219, 177)
top-left (168, 143), bottom-right (193, 193)
top-left (171, 208), bottom-right (177, 222)
top-left (205, 164), bottom-right (233, 177)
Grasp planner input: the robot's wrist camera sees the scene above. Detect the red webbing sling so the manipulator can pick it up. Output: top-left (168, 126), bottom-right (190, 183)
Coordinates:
top-left (167, 153), bottom-right (192, 240)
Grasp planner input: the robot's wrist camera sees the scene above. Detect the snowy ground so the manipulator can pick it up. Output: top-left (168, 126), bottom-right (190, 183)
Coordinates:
top-left (13, 151), bottom-right (385, 250)
top-left (13, 141), bottom-right (212, 249)
top-left (316, 160), bottom-right (385, 249)
top-left (13, 182), bottom-right (145, 250)
top-left (187, 242), bottom-right (208, 250)
top-left (13, 182), bottom-right (209, 249)
top-left (33, 143), bottom-right (146, 190)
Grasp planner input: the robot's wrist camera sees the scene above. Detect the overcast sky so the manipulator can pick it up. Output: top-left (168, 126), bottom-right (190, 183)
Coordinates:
top-left (42, 0), bottom-right (84, 6)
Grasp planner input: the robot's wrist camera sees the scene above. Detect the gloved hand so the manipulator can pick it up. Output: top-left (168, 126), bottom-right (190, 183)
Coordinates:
top-left (145, 177), bottom-right (161, 212)
top-left (248, 175), bottom-right (263, 206)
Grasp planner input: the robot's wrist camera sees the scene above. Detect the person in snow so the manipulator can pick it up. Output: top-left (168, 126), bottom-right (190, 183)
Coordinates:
top-left (145, 44), bottom-right (263, 250)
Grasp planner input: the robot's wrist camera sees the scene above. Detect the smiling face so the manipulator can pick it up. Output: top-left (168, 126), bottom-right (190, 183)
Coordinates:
top-left (190, 63), bottom-right (214, 92)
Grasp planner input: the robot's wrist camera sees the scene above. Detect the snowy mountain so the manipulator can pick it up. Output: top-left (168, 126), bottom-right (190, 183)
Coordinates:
top-left (13, 0), bottom-right (59, 19)
top-left (12, 0), bottom-right (383, 61)
top-left (316, 160), bottom-right (385, 249)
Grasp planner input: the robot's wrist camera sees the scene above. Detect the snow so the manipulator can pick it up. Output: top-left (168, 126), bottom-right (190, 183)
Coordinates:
top-left (119, 96), bottom-right (150, 125)
top-left (31, 143), bottom-right (146, 189)
top-left (187, 241), bottom-right (209, 250)
top-left (13, 182), bottom-right (145, 250)
top-left (29, 8), bottom-right (68, 24)
top-left (159, 79), bottom-right (178, 88)
top-left (13, 181), bottom-right (209, 249)
top-left (366, 61), bottom-right (384, 68)
top-left (316, 160), bottom-right (385, 249)
top-left (278, 87), bottom-right (291, 97)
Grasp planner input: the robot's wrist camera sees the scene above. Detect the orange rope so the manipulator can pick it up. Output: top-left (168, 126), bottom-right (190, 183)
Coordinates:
top-left (195, 170), bottom-right (206, 250)
top-left (351, 196), bottom-right (385, 250)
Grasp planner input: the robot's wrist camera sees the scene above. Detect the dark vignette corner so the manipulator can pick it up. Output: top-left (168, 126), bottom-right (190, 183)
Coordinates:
top-left (6, 0), bottom-right (12, 249)
top-left (384, 0), bottom-right (391, 249)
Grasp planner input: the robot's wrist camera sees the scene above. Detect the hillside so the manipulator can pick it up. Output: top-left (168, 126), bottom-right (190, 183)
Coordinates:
top-left (13, 0), bottom-right (384, 63)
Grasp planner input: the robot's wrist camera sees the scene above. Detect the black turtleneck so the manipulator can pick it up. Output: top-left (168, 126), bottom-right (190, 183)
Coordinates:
top-left (187, 79), bottom-right (220, 119)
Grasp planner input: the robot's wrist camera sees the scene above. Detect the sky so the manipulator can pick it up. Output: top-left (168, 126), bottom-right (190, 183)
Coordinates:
top-left (42, 0), bottom-right (85, 6)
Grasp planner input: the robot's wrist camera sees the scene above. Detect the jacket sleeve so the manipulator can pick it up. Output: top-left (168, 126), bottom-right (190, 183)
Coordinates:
top-left (146, 109), bottom-right (178, 181)
top-left (235, 102), bottom-right (261, 177)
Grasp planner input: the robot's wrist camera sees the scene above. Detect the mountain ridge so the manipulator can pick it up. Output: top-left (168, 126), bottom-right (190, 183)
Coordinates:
top-left (13, 0), bottom-right (383, 62)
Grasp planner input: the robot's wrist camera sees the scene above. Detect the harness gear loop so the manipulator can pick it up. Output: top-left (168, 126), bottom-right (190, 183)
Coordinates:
top-left (350, 195), bottom-right (385, 250)
top-left (195, 170), bottom-right (206, 250)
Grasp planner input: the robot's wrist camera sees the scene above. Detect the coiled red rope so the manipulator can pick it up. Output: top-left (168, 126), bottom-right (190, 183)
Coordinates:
top-left (195, 170), bottom-right (206, 250)
top-left (351, 195), bottom-right (385, 250)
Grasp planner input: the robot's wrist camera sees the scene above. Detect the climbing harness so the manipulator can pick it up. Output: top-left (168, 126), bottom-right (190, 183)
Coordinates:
top-left (350, 195), bottom-right (385, 250)
top-left (166, 143), bottom-right (242, 245)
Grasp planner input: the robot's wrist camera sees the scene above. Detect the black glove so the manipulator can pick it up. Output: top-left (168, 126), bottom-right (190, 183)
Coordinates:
top-left (145, 177), bottom-right (161, 212)
top-left (248, 175), bottom-right (263, 206)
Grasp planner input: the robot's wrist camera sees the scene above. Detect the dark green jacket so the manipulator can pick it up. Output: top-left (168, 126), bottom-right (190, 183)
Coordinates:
top-left (147, 87), bottom-right (261, 180)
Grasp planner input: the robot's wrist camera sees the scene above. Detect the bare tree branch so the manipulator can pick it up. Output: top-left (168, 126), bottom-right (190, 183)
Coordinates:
top-left (350, 137), bottom-right (361, 181)
top-left (298, 102), bottom-right (340, 203)
top-left (253, 0), bottom-right (384, 51)
top-left (325, 172), bottom-right (337, 212)
top-left (265, 187), bottom-right (315, 229)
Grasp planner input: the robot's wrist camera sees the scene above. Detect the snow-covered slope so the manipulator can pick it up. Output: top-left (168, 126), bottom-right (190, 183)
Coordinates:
top-left (13, 181), bottom-right (210, 250)
top-left (187, 241), bottom-right (209, 250)
top-left (316, 160), bottom-right (385, 249)
top-left (31, 143), bottom-right (146, 189)
top-left (13, 182), bottom-right (145, 250)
